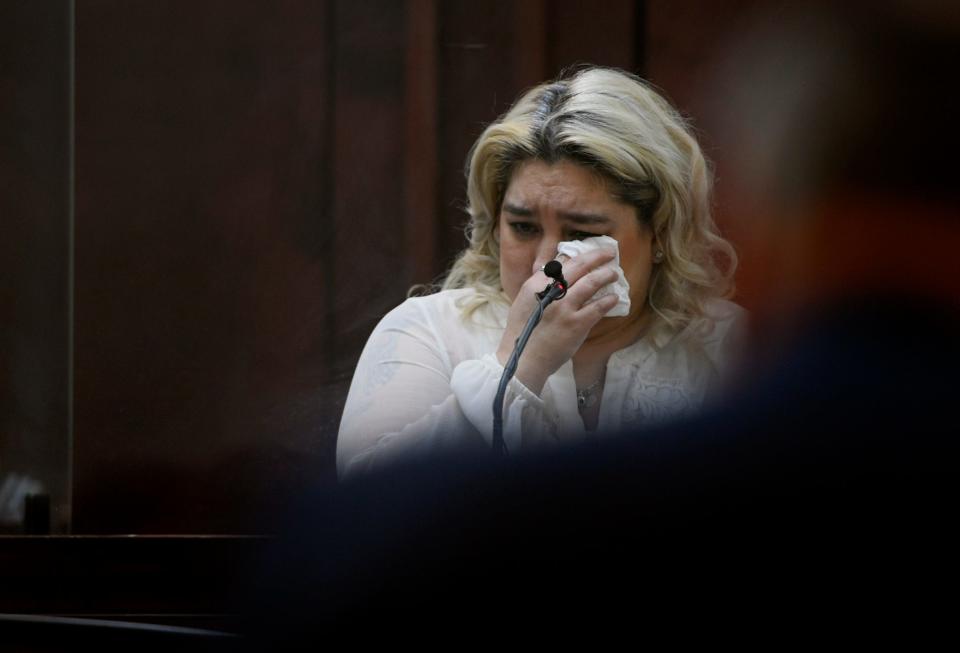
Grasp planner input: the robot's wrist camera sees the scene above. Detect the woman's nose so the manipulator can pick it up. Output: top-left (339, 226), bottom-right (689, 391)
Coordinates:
top-left (532, 238), bottom-right (561, 275)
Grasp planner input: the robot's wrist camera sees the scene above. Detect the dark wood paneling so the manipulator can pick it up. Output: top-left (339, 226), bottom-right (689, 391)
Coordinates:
top-left (404, 0), bottom-right (440, 286)
top-left (645, 0), bottom-right (764, 312)
top-left (74, 1), bottom-right (335, 533)
top-left (327, 0), bottom-right (410, 371)
top-left (0, 0), bottom-right (71, 534)
top-left (547, 0), bottom-right (637, 77)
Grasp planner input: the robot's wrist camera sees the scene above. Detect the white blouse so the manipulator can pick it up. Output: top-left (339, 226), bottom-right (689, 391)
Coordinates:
top-left (336, 288), bottom-right (748, 479)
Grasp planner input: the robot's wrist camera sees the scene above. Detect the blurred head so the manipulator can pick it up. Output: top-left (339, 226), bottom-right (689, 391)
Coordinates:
top-left (443, 67), bottom-right (736, 335)
top-left (705, 3), bottom-right (960, 335)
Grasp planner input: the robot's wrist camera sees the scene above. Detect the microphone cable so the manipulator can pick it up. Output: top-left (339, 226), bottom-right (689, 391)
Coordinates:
top-left (491, 262), bottom-right (567, 457)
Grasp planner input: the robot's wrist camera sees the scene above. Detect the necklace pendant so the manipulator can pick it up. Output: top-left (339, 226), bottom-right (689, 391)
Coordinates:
top-left (577, 389), bottom-right (597, 409)
top-left (576, 378), bottom-right (602, 410)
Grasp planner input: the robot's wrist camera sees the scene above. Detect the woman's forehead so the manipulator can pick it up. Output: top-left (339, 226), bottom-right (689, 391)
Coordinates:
top-left (504, 159), bottom-right (621, 208)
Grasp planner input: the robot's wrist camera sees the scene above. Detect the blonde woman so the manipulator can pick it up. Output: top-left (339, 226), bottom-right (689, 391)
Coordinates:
top-left (337, 67), bottom-right (746, 479)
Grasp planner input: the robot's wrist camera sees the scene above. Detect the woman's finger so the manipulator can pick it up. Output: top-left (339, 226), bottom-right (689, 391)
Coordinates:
top-left (563, 266), bottom-right (619, 306)
top-left (557, 248), bottom-right (615, 285)
top-left (520, 270), bottom-right (552, 300)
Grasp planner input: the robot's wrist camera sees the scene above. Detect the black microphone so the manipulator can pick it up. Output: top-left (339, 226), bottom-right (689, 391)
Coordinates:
top-left (543, 260), bottom-right (566, 285)
top-left (492, 260), bottom-right (567, 457)
top-left (536, 260), bottom-right (566, 301)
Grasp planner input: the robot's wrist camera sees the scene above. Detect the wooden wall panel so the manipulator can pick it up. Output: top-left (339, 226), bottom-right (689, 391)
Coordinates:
top-left (0, 0), bottom-right (71, 534)
top-left (645, 0), bottom-right (765, 313)
top-left (328, 0), bottom-right (409, 373)
top-left (404, 0), bottom-right (440, 286)
top-left (74, 1), bottom-right (335, 533)
top-left (547, 0), bottom-right (638, 77)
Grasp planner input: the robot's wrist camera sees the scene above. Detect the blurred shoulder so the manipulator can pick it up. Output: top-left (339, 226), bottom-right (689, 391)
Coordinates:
top-left (379, 288), bottom-right (497, 331)
top-left (699, 298), bottom-right (749, 370)
top-left (704, 298), bottom-right (748, 330)
top-left (395, 288), bottom-right (478, 316)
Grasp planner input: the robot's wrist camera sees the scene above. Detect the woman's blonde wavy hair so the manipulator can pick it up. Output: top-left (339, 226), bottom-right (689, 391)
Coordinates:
top-left (439, 66), bottom-right (736, 337)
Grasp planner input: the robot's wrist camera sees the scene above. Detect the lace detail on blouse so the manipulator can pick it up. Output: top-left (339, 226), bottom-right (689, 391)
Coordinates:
top-left (622, 376), bottom-right (695, 428)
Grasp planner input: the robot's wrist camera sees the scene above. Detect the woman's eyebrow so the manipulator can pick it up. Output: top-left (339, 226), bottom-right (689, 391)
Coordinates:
top-left (559, 211), bottom-right (612, 225)
top-left (502, 202), bottom-right (534, 217)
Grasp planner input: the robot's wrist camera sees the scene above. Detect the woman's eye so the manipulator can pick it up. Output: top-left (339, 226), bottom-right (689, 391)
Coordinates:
top-left (508, 222), bottom-right (540, 236)
top-left (569, 231), bottom-right (600, 241)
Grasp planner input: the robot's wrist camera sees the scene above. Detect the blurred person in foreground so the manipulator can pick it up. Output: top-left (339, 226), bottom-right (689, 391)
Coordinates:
top-left (336, 67), bottom-right (746, 478)
top-left (243, 6), bottom-right (958, 647)
top-left (705, 2), bottom-right (960, 359)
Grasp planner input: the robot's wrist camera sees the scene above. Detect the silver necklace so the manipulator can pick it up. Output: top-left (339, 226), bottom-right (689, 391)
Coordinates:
top-left (576, 378), bottom-right (603, 409)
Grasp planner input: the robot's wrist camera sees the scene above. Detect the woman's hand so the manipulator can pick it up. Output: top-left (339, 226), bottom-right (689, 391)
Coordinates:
top-left (496, 248), bottom-right (619, 395)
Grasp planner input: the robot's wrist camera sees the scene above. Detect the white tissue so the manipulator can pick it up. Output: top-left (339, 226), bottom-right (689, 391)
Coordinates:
top-left (555, 235), bottom-right (631, 317)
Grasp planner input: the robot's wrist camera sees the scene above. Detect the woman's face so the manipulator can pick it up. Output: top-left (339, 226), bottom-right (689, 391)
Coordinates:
top-left (496, 158), bottom-right (655, 320)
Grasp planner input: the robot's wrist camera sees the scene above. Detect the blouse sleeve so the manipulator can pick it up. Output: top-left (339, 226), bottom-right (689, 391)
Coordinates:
top-left (336, 298), bottom-right (554, 479)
